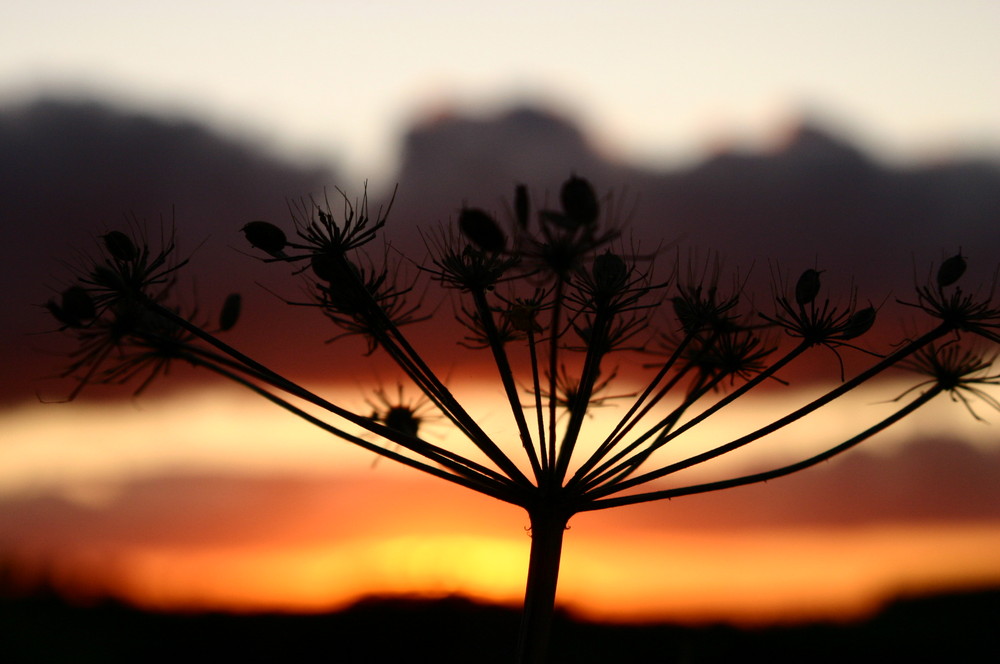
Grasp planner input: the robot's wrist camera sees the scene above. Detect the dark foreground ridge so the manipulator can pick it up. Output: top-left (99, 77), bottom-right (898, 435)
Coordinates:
top-left (2, 587), bottom-right (997, 663)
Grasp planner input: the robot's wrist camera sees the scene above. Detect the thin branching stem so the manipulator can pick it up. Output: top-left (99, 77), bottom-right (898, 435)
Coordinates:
top-left (545, 279), bottom-right (566, 483)
top-left (578, 339), bottom-right (812, 492)
top-left (471, 287), bottom-right (543, 481)
top-left (527, 325), bottom-right (548, 471)
top-left (147, 301), bottom-right (522, 491)
top-left (201, 360), bottom-right (525, 505)
top-left (600, 370), bottom-right (724, 487)
top-left (580, 384), bottom-right (943, 511)
top-left (324, 251), bottom-right (532, 486)
top-left (569, 329), bottom-right (698, 485)
top-left (553, 311), bottom-right (611, 483)
top-left (587, 323), bottom-right (952, 500)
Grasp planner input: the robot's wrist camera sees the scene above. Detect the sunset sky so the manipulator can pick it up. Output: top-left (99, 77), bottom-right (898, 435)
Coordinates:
top-left (4, 1), bottom-right (1000, 178)
top-left (3, 1), bottom-right (1000, 625)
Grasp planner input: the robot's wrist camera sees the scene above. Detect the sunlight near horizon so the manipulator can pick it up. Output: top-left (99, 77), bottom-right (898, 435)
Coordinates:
top-left (4, 377), bottom-right (1000, 623)
top-left (2, 377), bottom-right (996, 499)
top-left (37, 521), bottom-right (1000, 624)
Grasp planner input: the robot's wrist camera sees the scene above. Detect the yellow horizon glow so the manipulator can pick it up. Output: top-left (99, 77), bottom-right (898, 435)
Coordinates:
top-left (41, 522), bottom-right (1000, 624)
top-left (3, 377), bottom-right (997, 498)
top-left (3, 380), bottom-right (999, 623)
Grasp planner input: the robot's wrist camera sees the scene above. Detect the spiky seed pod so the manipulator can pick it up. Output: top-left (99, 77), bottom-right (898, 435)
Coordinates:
top-left (937, 253), bottom-right (966, 287)
top-left (242, 221), bottom-right (287, 256)
top-left (102, 231), bottom-right (137, 262)
top-left (560, 175), bottom-right (599, 227)
top-left (592, 251), bottom-right (628, 292)
top-left (515, 184), bottom-right (530, 230)
top-left (459, 208), bottom-right (506, 253)
top-left (506, 304), bottom-right (542, 333)
top-left (219, 293), bottom-right (242, 331)
top-left (838, 306), bottom-right (876, 340)
top-left (795, 269), bottom-right (822, 306)
top-left (384, 406), bottom-right (420, 438)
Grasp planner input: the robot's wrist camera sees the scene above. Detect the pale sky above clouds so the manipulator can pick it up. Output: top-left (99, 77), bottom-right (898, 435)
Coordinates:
top-left (3, 1), bottom-right (999, 177)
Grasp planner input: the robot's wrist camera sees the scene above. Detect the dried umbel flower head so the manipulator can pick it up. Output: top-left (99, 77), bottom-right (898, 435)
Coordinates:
top-left (897, 342), bottom-right (1000, 420)
top-left (901, 256), bottom-right (1000, 339)
top-left (44, 226), bottom-right (238, 400)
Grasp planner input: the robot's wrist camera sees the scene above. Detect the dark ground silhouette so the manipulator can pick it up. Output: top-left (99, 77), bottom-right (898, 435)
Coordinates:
top-left (2, 586), bottom-right (997, 663)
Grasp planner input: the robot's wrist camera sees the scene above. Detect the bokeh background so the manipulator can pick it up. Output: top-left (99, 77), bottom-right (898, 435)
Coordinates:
top-left (2, 0), bottom-right (999, 631)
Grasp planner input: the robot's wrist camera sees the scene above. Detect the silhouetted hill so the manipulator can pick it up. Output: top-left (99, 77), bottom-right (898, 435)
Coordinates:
top-left (2, 586), bottom-right (997, 663)
top-left (387, 110), bottom-right (1000, 296)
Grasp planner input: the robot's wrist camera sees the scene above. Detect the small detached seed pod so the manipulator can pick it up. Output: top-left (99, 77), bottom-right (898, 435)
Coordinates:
top-left (937, 252), bottom-right (966, 288)
top-left (219, 293), bottom-right (242, 331)
top-left (102, 231), bottom-right (138, 262)
top-left (560, 175), bottom-right (599, 228)
top-left (459, 208), bottom-right (506, 253)
top-left (795, 269), bottom-right (822, 306)
top-left (242, 221), bottom-right (287, 257)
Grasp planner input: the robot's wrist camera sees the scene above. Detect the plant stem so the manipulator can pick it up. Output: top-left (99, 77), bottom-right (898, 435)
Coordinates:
top-left (516, 505), bottom-right (570, 664)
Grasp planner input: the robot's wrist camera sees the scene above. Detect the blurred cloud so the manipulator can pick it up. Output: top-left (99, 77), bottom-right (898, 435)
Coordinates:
top-left (616, 438), bottom-right (1000, 531)
top-left (2, 437), bottom-right (997, 556)
top-left (4, 2), bottom-right (999, 177)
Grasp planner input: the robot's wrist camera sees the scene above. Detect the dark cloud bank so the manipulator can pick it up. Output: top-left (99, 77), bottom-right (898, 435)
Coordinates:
top-left (4, 96), bottom-right (999, 406)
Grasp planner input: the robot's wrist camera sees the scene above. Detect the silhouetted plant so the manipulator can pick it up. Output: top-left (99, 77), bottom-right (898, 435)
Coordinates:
top-left (45, 177), bottom-right (1000, 663)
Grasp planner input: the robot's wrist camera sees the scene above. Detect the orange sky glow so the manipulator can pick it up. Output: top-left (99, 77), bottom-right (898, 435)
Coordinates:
top-left (3, 379), bottom-right (999, 625)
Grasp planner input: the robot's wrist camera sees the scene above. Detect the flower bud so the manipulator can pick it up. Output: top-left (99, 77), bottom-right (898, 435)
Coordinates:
top-left (459, 208), bottom-right (506, 253)
top-left (592, 251), bottom-right (628, 292)
top-left (560, 175), bottom-right (599, 227)
top-left (795, 269), bottom-right (822, 306)
top-left (219, 293), bottom-right (242, 331)
top-left (838, 306), bottom-right (876, 340)
top-left (102, 231), bottom-right (137, 262)
top-left (242, 221), bottom-right (287, 257)
top-left (514, 184), bottom-right (530, 230)
top-left (937, 253), bottom-right (966, 287)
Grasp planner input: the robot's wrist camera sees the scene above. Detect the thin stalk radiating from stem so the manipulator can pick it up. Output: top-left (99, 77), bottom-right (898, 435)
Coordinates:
top-left (581, 384), bottom-right (942, 510)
